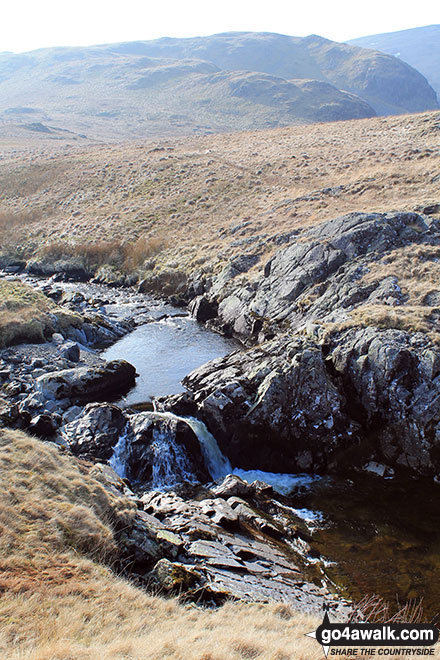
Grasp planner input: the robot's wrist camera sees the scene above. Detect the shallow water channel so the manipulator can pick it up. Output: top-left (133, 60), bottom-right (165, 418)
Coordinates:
top-left (85, 284), bottom-right (440, 617)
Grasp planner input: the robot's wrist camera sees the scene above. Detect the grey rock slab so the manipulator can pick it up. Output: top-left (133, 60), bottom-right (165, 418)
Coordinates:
top-left (62, 403), bottom-right (127, 460)
top-left (36, 359), bottom-right (136, 403)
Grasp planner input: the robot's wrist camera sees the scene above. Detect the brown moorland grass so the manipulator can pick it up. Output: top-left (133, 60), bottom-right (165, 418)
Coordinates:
top-left (0, 111), bottom-right (438, 279)
top-left (38, 235), bottom-right (167, 273)
top-left (0, 279), bottom-right (80, 347)
top-left (0, 427), bottom-right (326, 660)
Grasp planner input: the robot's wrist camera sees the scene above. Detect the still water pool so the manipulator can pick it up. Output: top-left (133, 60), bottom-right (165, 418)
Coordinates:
top-left (102, 314), bottom-right (237, 405)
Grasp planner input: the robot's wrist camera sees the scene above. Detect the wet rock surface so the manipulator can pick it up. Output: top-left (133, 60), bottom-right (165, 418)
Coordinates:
top-left (94, 466), bottom-right (347, 613)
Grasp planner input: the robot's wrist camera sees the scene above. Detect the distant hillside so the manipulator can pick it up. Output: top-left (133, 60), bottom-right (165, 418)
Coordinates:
top-left (125, 32), bottom-right (438, 116)
top-left (0, 32), bottom-right (437, 139)
top-left (349, 25), bottom-right (440, 100)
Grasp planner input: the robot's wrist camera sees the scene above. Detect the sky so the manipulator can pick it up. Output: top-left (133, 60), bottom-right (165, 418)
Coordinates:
top-left (1, 0), bottom-right (439, 53)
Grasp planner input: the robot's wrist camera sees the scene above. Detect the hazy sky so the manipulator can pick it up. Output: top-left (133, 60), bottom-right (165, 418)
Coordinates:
top-left (2, 0), bottom-right (439, 53)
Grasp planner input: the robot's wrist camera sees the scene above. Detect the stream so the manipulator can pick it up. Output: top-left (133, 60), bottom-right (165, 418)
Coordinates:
top-left (57, 281), bottom-right (440, 617)
top-left (102, 316), bottom-right (237, 404)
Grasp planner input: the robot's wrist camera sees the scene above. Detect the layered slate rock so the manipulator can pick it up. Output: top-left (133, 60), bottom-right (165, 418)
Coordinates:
top-left (133, 481), bottom-right (346, 611)
top-left (91, 466), bottom-right (343, 610)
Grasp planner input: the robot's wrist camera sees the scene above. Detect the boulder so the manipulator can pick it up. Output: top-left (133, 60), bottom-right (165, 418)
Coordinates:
top-left (62, 403), bottom-right (128, 460)
top-left (60, 341), bottom-right (80, 362)
top-left (36, 359), bottom-right (136, 403)
top-left (28, 413), bottom-right (57, 437)
top-left (188, 296), bottom-right (218, 323)
top-left (150, 558), bottom-right (197, 591)
top-left (212, 474), bottom-right (255, 499)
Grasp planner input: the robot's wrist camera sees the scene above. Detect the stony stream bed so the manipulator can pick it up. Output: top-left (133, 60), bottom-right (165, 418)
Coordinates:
top-left (2, 272), bottom-right (440, 616)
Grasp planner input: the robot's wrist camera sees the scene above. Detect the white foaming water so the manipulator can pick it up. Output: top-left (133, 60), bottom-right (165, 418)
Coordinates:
top-left (109, 429), bottom-right (130, 479)
top-left (150, 425), bottom-right (197, 490)
top-left (109, 411), bottom-right (320, 496)
top-left (232, 469), bottom-right (319, 496)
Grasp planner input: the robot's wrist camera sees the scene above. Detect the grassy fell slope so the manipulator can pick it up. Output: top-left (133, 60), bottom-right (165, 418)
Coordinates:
top-left (0, 427), bottom-right (321, 660)
top-left (0, 110), bottom-right (439, 281)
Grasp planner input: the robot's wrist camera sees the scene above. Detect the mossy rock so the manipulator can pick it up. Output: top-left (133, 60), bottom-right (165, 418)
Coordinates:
top-left (150, 558), bottom-right (198, 591)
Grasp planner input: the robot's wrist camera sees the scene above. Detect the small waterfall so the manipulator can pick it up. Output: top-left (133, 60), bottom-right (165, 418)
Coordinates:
top-left (109, 428), bottom-right (131, 479)
top-left (148, 411), bottom-right (232, 482)
top-left (150, 425), bottom-right (197, 490)
top-left (184, 417), bottom-right (232, 481)
top-left (108, 410), bottom-right (320, 495)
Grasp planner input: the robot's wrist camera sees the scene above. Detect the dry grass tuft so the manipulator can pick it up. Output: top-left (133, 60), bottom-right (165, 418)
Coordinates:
top-left (0, 279), bottom-right (80, 347)
top-left (363, 244), bottom-right (440, 307)
top-left (323, 303), bottom-right (440, 344)
top-left (37, 236), bottom-right (167, 274)
top-left (123, 236), bottom-right (166, 270)
top-left (39, 240), bottom-right (125, 270)
top-left (350, 594), bottom-right (430, 625)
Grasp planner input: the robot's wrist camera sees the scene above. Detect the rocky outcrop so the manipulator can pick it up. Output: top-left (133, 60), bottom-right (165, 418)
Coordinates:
top-left (36, 359), bottom-right (136, 403)
top-left (175, 334), bottom-right (360, 473)
top-left (208, 212), bottom-right (440, 340)
top-left (166, 325), bottom-right (440, 476)
top-left (162, 212), bottom-right (440, 477)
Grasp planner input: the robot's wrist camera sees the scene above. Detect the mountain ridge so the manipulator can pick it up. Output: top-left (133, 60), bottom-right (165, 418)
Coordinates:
top-left (348, 24), bottom-right (440, 100)
top-left (0, 31), bottom-right (437, 139)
